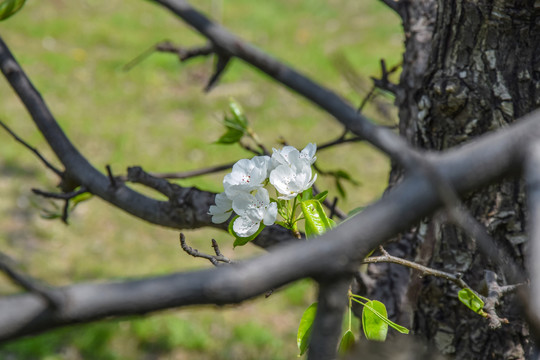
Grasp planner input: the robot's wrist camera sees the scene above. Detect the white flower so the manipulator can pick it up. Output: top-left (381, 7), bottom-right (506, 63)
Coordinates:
top-left (232, 188), bottom-right (277, 237)
top-left (223, 156), bottom-right (270, 198)
top-left (269, 156), bottom-right (317, 200)
top-left (270, 143), bottom-right (317, 170)
top-left (208, 192), bottom-right (233, 224)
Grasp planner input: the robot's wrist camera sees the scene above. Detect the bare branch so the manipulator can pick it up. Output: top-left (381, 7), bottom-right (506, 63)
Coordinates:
top-left (179, 233), bottom-right (231, 266)
top-left (363, 246), bottom-right (471, 291)
top-left (155, 41), bottom-right (214, 61)
top-left (0, 118), bottom-right (63, 177)
top-left (148, 161), bottom-right (236, 180)
top-left (150, 0), bottom-right (420, 170)
top-left (0, 252), bottom-right (64, 309)
top-left (32, 187), bottom-right (88, 200)
top-left (370, 59), bottom-right (401, 95)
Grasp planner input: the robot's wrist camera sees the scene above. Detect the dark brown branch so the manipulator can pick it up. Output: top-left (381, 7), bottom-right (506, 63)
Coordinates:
top-left (179, 233), bottom-right (231, 266)
top-left (0, 118), bottom-right (63, 177)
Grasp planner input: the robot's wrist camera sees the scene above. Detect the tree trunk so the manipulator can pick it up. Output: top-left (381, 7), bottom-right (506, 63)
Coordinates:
top-left (369, 1), bottom-right (540, 358)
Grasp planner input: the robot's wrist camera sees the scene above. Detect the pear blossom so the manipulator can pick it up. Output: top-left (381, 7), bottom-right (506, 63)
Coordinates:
top-left (208, 192), bottom-right (233, 224)
top-left (223, 156), bottom-right (270, 198)
top-left (232, 188), bottom-right (277, 237)
top-left (270, 143), bottom-right (317, 170)
top-left (269, 156), bottom-right (317, 200)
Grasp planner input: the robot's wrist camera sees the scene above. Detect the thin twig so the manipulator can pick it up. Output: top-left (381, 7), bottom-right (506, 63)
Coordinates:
top-left (32, 187), bottom-right (88, 200)
top-left (0, 252), bottom-right (63, 308)
top-left (370, 59), bottom-right (401, 95)
top-left (363, 246), bottom-right (471, 290)
top-left (148, 162), bottom-right (236, 180)
top-left (179, 233), bottom-right (231, 266)
top-left (0, 118), bottom-right (63, 177)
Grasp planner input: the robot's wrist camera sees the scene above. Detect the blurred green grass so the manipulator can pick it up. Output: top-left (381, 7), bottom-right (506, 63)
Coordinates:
top-left (0, 0), bottom-right (401, 358)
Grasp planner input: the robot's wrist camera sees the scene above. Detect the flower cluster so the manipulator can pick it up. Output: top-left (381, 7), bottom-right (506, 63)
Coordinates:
top-left (209, 143), bottom-right (317, 237)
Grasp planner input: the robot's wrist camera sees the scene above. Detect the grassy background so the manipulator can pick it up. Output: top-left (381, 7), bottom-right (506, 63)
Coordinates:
top-left (0, 1), bottom-right (401, 358)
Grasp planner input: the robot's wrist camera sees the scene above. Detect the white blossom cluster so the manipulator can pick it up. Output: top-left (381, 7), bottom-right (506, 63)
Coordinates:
top-left (209, 143), bottom-right (317, 237)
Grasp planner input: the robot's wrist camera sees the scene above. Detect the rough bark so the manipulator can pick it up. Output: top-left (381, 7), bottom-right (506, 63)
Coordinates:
top-left (373, 0), bottom-right (540, 358)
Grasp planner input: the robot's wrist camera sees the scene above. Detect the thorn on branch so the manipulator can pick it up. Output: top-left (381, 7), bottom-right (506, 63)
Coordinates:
top-left (204, 54), bottom-right (231, 92)
top-left (0, 251), bottom-right (64, 309)
top-left (106, 164), bottom-right (118, 189)
top-left (179, 233), bottom-right (232, 266)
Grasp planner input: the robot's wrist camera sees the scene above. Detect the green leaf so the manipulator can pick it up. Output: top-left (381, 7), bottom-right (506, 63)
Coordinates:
top-left (362, 300), bottom-right (389, 341)
top-left (338, 330), bottom-right (355, 355)
top-left (458, 288), bottom-right (485, 314)
top-left (347, 206), bottom-right (365, 217)
top-left (71, 192), bottom-right (93, 206)
top-left (335, 169), bottom-right (359, 184)
top-left (228, 99), bottom-right (248, 128)
top-left (313, 190), bottom-right (328, 203)
top-left (300, 188), bottom-right (313, 202)
top-left (0, 0), bottom-right (25, 21)
top-left (301, 199), bottom-right (333, 237)
top-left (356, 299), bottom-right (409, 335)
top-left (216, 127), bottom-right (244, 144)
top-left (297, 302), bottom-right (317, 356)
top-left (335, 178), bottom-right (346, 198)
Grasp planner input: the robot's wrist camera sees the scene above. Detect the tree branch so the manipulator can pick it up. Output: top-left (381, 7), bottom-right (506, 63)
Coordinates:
top-left (150, 0), bottom-right (420, 170)
top-left (0, 252), bottom-right (64, 309)
top-left (308, 277), bottom-right (350, 360)
top-left (179, 233), bottom-right (232, 266)
top-left (0, 110), bottom-right (539, 341)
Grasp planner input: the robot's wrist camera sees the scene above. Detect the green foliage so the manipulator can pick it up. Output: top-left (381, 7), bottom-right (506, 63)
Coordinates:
top-left (458, 288), bottom-right (486, 315)
top-left (338, 330), bottom-right (355, 355)
top-left (362, 300), bottom-right (389, 341)
top-left (297, 302), bottom-right (318, 356)
top-left (216, 99), bottom-right (249, 145)
top-left (0, 0), bottom-right (25, 21)
top-left (300, 199), bottom-right (334, 237)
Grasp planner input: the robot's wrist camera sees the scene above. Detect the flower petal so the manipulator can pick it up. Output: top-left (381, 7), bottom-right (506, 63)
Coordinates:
top-left (233, 216), bottom-right (261, 237)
